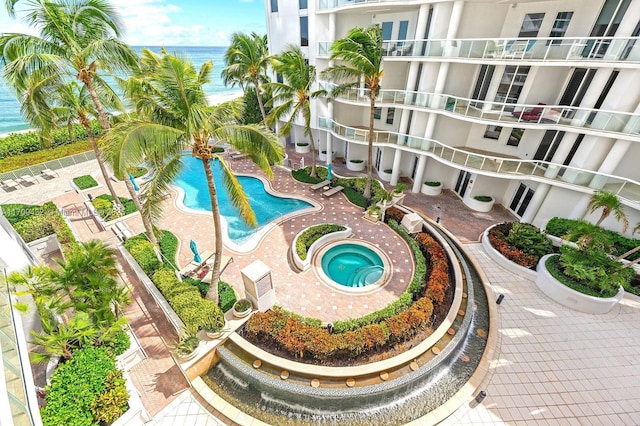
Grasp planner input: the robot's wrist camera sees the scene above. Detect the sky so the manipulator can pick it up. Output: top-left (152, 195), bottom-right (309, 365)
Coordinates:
top-left (0, 0), bottom-right (267, 46)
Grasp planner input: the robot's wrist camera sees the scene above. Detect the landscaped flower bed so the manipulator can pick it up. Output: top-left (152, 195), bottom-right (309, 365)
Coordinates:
top-left (92, 194), bottom-right (137, 221)
top-left (72, 174), bottom-right (98, 190)
top-left (487, 222), bottom-right (552, 269)
top-left (244, 207), bottom-right (454, 363)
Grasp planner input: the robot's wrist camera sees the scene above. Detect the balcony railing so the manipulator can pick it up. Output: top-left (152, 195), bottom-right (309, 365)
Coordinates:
top-left (318, 117), bottom-right (640, 205)
top-left (317, 83), bottom-right (640, 140)
top-left (318, 36), bottom-right (640, 63)
top-left (317, 0), bottom-right (417, 10)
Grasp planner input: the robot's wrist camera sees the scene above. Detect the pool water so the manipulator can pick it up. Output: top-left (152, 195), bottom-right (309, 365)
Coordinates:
top-left (321, 243), bottom-right (384, 288)
top-left (174, 156), bottom-right (312, 243)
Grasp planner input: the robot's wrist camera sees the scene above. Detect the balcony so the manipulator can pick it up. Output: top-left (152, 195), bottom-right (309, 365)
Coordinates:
top-left (318, 84), bottom-right (640, 141)
top-left (318, 36), bottom-right (640, 65)
top-left (317, 0), bottom-right (420, 11)
top-left (317, 117), bottom-right (640, 205)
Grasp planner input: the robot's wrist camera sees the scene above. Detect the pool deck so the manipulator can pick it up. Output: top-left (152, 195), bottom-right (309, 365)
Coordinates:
top-left (2, 150), bottom-right (640, 425)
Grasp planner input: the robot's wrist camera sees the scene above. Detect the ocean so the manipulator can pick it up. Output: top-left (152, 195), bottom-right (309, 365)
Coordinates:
top-left (0, 46), bottom-right (242, 135)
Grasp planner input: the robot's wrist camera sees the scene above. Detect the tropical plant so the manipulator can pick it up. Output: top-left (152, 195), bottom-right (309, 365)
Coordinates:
top-left (321, 25), bottom-right (384, 200)
top-left (588, 190), bottom-right (629, 232)
top-left (0, 0), bottom-right (138, 205)
top-left (104, 49), bottom-right (283, 302)
top-left (505, 222), bottom-right (553, 259)
top-left (234, 299), bottom-right (252, 312)
top-left (172, 327), bottom-right (200, 356)
top-left (392, 183), bottom-right (406, 195)
top-left (267, 45), bottom-right (327, 178)
top-left (222, 32), bottom-right (271, 121)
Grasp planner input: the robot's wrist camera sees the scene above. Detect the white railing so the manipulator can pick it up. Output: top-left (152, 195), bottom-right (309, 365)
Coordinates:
top-left (317, 83), bottom-right (640, 140)
top-left (318, 0), bottom-right (421, 10)
top-left (317, 117), bottom-right (640, 205)
top-left (318, 36), bottom-right (640, 63)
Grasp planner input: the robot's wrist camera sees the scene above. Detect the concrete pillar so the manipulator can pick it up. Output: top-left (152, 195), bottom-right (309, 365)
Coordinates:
top-left (544, 132), bottom-right (580, 178)
top-left (329, 13), bottom-right (335, 40)
top-left (411, 155), bottom-right (428, 193)
top-left (520, 183), bottom-right (550, 224)
top-left (588, 139), bottom-right (632, 189)
top-left (390, 149), bottom-right (403, 186)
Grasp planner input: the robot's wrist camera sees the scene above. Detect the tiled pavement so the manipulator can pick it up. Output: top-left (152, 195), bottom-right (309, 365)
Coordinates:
top-left (2, 153), bottom-right (640, 425)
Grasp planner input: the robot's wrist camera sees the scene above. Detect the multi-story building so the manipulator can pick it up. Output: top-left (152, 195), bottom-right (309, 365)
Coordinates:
top-left (265, 0), bottom-right (640, 235)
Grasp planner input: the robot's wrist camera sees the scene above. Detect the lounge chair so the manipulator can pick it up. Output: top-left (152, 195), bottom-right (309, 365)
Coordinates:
top-left (41, 168), bottom-right (59, 179)
top-left (17, 174), bottom-right (38, 186)
top-left (310, 180), bottom-right (331, 191)
top-left (512, 102), bottom-right (546, 121)
top-left (1, 179), bottom-right (20, 191)
top-left (322, 185), bottom-right (344, 197)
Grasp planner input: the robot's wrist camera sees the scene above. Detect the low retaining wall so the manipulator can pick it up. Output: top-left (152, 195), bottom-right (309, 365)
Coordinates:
top-left (481, 225), bottom-right (537, 281)
top-left (291, 226), bottom-right (352, 271)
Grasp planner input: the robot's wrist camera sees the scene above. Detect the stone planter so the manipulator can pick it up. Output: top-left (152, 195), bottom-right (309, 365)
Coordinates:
top-left (347, 160), bottom-right (365, 172)
top-left (319, 151), bottom-right (335, 162)
top-left (176, 347), bottom-right (199, 362)
top-left (464, 196), bottom-right (494, 212)
top-left (481, 225), bottom-right (537, 281)
top-left (391, 193), bottom-right (405, 206)
top-left (295, 143), bottom-right (310, 154)
top-left (536, 254), bottom-right (625, 314)
top-left (378, 169), bottom-right (392, 182)
top-left (205, 319), bottom-right (227, 339)
top-left (291, 225), bottom-right (353, 271)
top-left (233, 299), bottom-right (253, 318)
top-left (421, 182), bottom-right (442, 196)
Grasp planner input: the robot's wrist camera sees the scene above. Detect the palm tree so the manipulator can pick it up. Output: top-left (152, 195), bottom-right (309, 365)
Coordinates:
top-left (0, 0), bottom-right (139, 209)
top-left (267, 46), bottom-right (326, 178)
top-left (587, 190), bottom-right (629, 232)
top-left (223, 32), bottom-right (271, 121)
top-left (321, 25), bottom-right (384, 200)
top-left (104, 49), bottom-right (284, 301)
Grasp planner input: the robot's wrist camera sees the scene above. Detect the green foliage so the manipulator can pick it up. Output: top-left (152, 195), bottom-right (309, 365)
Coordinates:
top-left (124, 239), bottom-right (160, 275)
top-left (149, 268), bottom-right (224, 331)
top-left (234, 299), bottom-right (252, 312)
top-left (183, 276), bottom-right (209, 297)
top-left (295, 224), bottom-right (346, 260)
top-left (545, 217), bottom-right (640, 261)
top-left (72, 175), bottom-right (98, 190)
top-left (0, 140), bottom-right (92, 172)
top-left (291, 168), bottom-right (323, 184)
top-left (0, 121), bottom-right (103, 160)
top-left (2, 202), bottom-right (76, 253)
top-left (90, 369), bottom-right (129, 424)
top-left (218, 281), bottom-right (237, 312)
top-left (272, 305), bottom-right (323, 327)
top-left (104, 329), bottom-right (131, 357)
top-left (242, 87), bottom-right (271, 124)
top-left (128, 167), bottom-right (147, 178)
top-left (92, 194), bottom-right (137, 220)
top-left (41, 347), bottom-right (125, 426)
top-left (474, 195), bottom-right (493, 202)
top-left (505, 222), bottom-right (553, 259)
top-left (423, 181), bottom-right (441, 186)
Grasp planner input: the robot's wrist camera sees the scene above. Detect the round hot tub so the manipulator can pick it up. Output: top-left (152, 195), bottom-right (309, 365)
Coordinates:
top-left (316, 241), bottom-right (389, 291)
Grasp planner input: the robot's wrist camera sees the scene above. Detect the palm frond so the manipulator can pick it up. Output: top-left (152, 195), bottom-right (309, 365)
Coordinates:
top-left (217, 158), bottom-right (257, 227)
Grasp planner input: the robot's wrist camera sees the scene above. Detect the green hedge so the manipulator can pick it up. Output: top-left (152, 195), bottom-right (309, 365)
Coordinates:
top-left (41, 347), bottom-right (127, 426)
top-left (93, 194), bottom-right (137, 220)
top-left (1, 202), bottom-right (76, 253)
top-left (545, 217), bottom-right (640, 261)
top-left (545, 254), bottom-right (620, 298)
top-left (72, 175), bottom-right (98, 190)
top-left (218, 281), bottom-right (237, 312)
top-left (295, 224), bottom-right (345, 260)
top-left (0, 121), bottom-right (103, 159)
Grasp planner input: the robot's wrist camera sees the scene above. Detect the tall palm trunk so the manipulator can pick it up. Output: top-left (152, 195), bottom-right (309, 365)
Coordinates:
top-left (79, 113), bottom-right (121, 208)
top-left (305, 108), bottom-right (318, 178)
top-left (201, 155), bottom-right (222, 303)
top-left (83, 76), bottom-right (110, 131)
top-left (363, 94), bottom-right (376, 200)
top-left (253, 76), bottom-right (267, 121)
top-left (123, 177), bottom-right (158, 245)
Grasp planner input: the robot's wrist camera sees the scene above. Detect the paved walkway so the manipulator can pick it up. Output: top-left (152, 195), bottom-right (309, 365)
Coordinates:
top-left (2, 156), bottom-right (640, 425)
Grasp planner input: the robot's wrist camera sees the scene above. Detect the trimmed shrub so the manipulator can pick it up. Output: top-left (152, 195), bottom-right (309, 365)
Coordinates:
top-left (92, 194), bottom-right (137, 219)
top-left (72, 175), bottom-right (98, 190)
top-left (90, 369), bottom-right (129, 424)
top-left (295, 224), bottom-right (345, 260)
top-left (41, 347), bottom-right (127, 426)
top-left (124, 239), bottom-right (161, 275)
top-left (488, 223), bottom-right (538, 269)
top-left (218, 281), bottom-right (237, 312)
top-left (1, 202), bottom-right (76, 252)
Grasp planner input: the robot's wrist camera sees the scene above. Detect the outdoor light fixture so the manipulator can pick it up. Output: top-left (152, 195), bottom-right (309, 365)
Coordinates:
top-left (496, 294), bottom-right (505, 304)
top-left (469, 390), bottom-right (487, 408)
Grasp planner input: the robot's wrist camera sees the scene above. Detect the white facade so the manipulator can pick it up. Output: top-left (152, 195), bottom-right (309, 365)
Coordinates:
top-left (265, 0), bottom-right (640, 236)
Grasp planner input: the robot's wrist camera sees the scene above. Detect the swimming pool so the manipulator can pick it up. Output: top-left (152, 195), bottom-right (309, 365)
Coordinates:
top-left (173, 156), bottom-right (313, 244)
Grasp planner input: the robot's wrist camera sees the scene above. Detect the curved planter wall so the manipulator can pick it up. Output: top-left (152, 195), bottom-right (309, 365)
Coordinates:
top-left (481, 225), bottom-right (537, 281)
top-left (421, 183), bottom-right (442, 196)
top-left (536, 254), bottom-right (624, 314)
top-left (347, 160), bottom-right (365, 172)
top-left (292, 226), bottom-right (353, 271)
top-left (464, 196), bottom-right (494, 212)
top-left (295, 144), bottom-right (310, 154)
top-left (378, 170), bottom-right (392, 182)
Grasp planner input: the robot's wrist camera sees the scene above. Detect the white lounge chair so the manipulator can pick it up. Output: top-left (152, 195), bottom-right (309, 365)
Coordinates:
top-left (1, 179), bottom-right (20, 191)
top-left (17, 175), bottom-right (38, 186)
top-left (310, 180), bottom-right (331, 191)
top-left (41, 168), bottom-right (59, 179)
top-left (322, 185), bottom-right (344, 197)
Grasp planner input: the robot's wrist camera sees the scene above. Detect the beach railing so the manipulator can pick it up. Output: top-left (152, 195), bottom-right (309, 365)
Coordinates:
top-left (0, 150), bottom-right (95, 181)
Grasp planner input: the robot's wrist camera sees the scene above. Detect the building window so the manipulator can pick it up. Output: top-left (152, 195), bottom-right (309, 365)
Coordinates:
top-left (519, 13), bottom-right (545, 37)
top-left (381, 22), bottom-right (393, 40)
top-left (507, 128), bottom-right (524, 146)
top-left (374, 107), bottom-right (382, 120)
top-left (270, 0), bottom-right (278, 13)
top-left (276, 72), bottom-right (283, 83)
top-left (496, 65), bottom-right (530, 105)
top-left (386, 108), bottom-right (395, 124)
top-left (510, 183), bottom-right (535, 217)
top-left (484, 125), bottom-right (502, 139)
top-left (299, 0), bottom-right (307, 9)
top-left (549, 12), bottom-right (573, 44)
top-left (300, 16), bottom-right (308, 46)
top-left (398, 21), bottom-right (408, 40)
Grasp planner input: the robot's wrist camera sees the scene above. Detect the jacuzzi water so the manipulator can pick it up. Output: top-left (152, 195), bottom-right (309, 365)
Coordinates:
top-left (320, 243), bottom-right (383, 288)
top-left (173, 156), bottom-right (312, 243)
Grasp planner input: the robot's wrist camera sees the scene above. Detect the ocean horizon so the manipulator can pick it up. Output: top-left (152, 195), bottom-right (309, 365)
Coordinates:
top-left (0, 46), bottom-right (241, 135)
